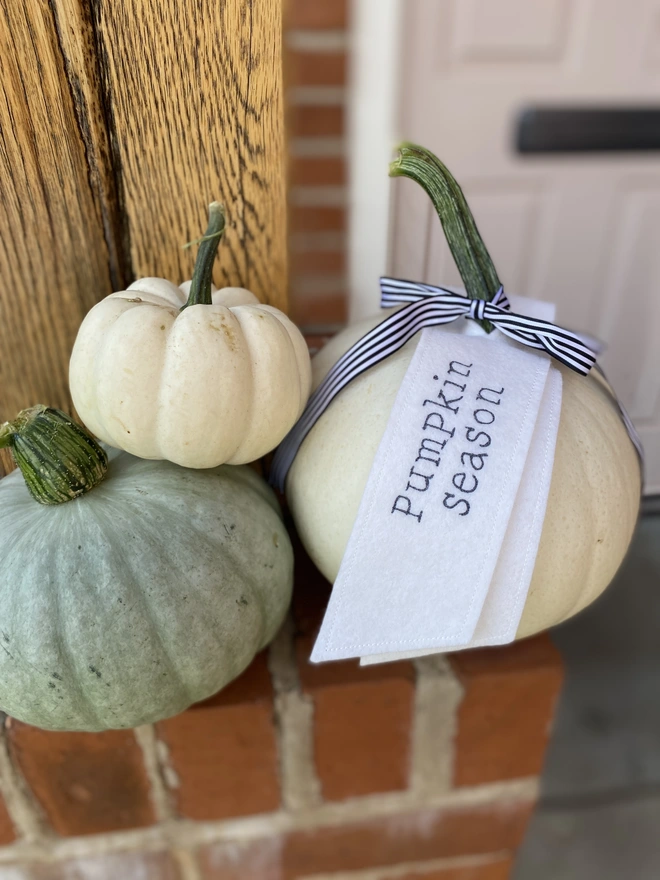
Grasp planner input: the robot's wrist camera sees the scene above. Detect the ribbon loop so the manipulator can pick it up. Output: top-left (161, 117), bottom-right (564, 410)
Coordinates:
top-left (379, 278), bottom-right (596, 375)
top-left (469, 299), bottom-right (486, 322)
top-left (269, 278), bottom-right (598, 490)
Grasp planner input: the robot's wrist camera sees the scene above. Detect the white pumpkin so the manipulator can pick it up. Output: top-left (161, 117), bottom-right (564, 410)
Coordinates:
top-left (285, 144), bottom-right (642, 640)
top-left (286, 319), bottom-right (641, 638)
top-left (70, 203), bottom-right (312, 468)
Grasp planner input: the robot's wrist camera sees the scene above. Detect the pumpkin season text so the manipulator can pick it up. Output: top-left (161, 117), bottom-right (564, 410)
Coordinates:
top-left (391, 360), bottom-right (504, 521)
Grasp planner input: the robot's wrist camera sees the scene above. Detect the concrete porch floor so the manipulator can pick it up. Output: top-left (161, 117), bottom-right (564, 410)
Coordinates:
top-left (515, 512), bottom-right (660, 879)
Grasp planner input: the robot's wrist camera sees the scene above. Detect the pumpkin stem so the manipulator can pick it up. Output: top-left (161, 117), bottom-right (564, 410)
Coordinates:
top-left (0, 406), bottom-right (108, 505)
top-left (389, 143), bottom-right (501, 333)
top-left (182, 202), bottom-right (226, 309)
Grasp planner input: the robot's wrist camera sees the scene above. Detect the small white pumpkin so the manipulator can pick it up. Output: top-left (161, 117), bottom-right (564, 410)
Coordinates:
top-left (70, 203), bottom-right (312, 468)
top-left (0, 406), bottom-right (294, 731)
top-left (286, 145), bottom-right (642, 640)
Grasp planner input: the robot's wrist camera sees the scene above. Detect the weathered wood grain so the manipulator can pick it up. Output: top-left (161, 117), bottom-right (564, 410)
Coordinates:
top-left (93, 0), bottom-right (288, 307)
top-left (51, 0), bottom-right (131, 291)
top-left (0, 0), bottom-right (113, 428)
top-left (0, 0), bottom-right (287, 476)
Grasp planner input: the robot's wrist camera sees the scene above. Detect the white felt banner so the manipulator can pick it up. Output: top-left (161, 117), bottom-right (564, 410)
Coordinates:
top-left (361, 364), bottom-right (562, 664)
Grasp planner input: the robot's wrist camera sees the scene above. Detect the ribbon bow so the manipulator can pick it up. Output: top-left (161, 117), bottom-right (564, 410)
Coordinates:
top-left (269, 278), bottom-right (598, 490)
top-left (380, 278), bottom-right (596, 375)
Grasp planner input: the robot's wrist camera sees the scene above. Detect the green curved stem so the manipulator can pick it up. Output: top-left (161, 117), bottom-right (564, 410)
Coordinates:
top-left (183, 201), bottom-right (226, 309)
top-left (390, 143), bottom-right (501, 332)
top-left (0, 406), bottom-right (108, 505)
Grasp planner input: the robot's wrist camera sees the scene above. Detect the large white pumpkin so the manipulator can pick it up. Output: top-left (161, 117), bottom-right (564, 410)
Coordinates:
top-left (287, 143), bottom-right (642, 639)
top-left (287, 314), bottom-right (641, 639)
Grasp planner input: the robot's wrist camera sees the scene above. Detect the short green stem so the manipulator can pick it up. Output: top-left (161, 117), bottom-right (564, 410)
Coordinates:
top-left (390, 143), bottom-right (501, 332)
top-left (0, 406), bottom-right (108, 505)
top-left (182, 202), bottom-right (226, 309)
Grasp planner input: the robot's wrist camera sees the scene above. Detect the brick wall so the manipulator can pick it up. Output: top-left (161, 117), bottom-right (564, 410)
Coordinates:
top-left (0, 529), bottom-right (562, 879)
top-left (286, 0), bottom-right (349, 331)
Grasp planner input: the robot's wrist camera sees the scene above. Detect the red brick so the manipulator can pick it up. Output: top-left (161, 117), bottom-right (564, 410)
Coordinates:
top-left (290, 156), bottom-right (346, 186)
top-left (292, 249), bottom-right (345, 274)
top-left (197, 847), bottom-right (511, 880)
top-left (191, 650), bottom-right (273, 709)
top-left (290, 104), bottom-right (344, 137)
top-left (289, 532), bottom-right (416, 800)
top-left (0, 790), bottom-right (15, 845)
top-left (290, 205), bottom-right (345, 232)
top-left (397, 856), bottom-right (513, 880)
top-left (199, 837), bottom-right (283, 880)
top-left (7, 723), bottom-right (155, 837)
top-left (8, 851), bottom-right (182, 879)
top-left (312, 677), bottom-right (414, 800)
top-left (199, 797), bottom-right (531, 879)
top-left (287, 50), bottom-right (347, 86)
top-left (449, 635), bottom-right (563, 787)
top-left (286, 0), bottom-right (347, 29)
top-left (283, 799), bottom-right (532, 876)
top-left (396, 856), bottom-right (513, 880)
top-left (156, 652), bottom-right (279, 820)
top-left (290, 291), bottom-right (347, 326)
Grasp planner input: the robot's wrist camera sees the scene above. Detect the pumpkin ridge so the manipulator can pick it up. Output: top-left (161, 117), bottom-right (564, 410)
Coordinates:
top-left (264, 308), bottom-right (307, 423)
top-left (171, 489), bottom-right (273, 662)
top-left (104, 306), bottom-right (170, 456)
top-left (93, 477), bottom-right (271, 704)
top-left (566, 379), bottom-right (639, 611)
top-left (253, 306), bottom-right (313, 421)
top-left (85, 492), bottom-right (197, 713)
top-left (151, 494), bottom-right (270, 690)
top-left (222, 307), bottom-right (255, 463)
top-left (163, 467), bottom-right (289, 657)
top-left (37, 513), bottom-right (106, 730)
top-left (90, 307), bottom-right (136, 449)
top-left (0, 520), bottom-right (87, 729)
top-left (272, 309), bottom-right (314, 419)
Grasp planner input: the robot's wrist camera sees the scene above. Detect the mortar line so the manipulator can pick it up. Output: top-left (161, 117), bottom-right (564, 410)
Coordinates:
top-left (0, 777), bottom-right (539, 865)
top-left (297, 850), bottom-right (513, 880)
top-left (268, 615), bottom-right (323, 810)
top-left (134, 725), bottom-right (175, 823)
top-left (0, 717), bottom-right (50, 843)
top-left (410, 655), bottom-right (464, 795)
top-left (170, 846), bottom-right (203, 880)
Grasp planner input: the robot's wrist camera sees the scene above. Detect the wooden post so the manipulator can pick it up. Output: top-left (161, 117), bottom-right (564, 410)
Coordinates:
top-left (0, 0), bottom-right (286, 472)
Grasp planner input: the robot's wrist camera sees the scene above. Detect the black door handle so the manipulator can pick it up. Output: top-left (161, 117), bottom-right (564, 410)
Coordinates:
top-left (517, 106), bottom-right (660, 153)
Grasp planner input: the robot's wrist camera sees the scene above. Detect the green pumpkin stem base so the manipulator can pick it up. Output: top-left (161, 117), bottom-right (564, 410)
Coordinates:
top-left (389, 143), bottom-right (501, 333)
top-left (182, 201), bottom-right (226, 309)
top-left (0, 406), bottom-right (108, 505)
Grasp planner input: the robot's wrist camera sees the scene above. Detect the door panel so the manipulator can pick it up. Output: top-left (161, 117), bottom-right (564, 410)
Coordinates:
top-left (391, 0), bottom-right (660, 490)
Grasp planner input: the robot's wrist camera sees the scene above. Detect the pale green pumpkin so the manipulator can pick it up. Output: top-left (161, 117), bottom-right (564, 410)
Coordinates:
top-left (0, 407), bottom-right (293, 731)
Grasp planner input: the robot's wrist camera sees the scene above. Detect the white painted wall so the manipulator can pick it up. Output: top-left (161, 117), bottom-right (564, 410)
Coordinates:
top-left (347, 0), bottom-right (403, 322)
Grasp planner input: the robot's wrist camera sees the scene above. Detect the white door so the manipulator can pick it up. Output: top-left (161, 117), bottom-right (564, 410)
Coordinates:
top-left (389, 0), bottom-right (660, 492)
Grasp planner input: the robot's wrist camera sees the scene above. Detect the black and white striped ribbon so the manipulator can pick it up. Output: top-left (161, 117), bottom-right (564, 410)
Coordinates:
top-left (269, 278), bottom-right (600, 490)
